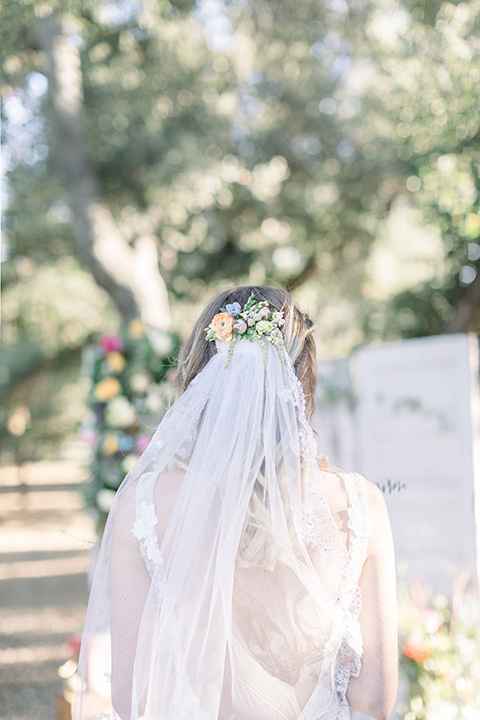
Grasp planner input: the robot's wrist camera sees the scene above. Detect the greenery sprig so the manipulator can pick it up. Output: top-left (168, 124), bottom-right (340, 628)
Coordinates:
top-left (376, 478), bottom-right (407, 494)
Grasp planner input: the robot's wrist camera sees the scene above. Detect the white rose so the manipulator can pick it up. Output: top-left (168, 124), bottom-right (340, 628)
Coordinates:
top-left (122, 454), bottom-right (140, 473)
top-left (96, 488), bottom-right (116, 513)
top-left (105, 397), bottom-right (137, 428)
top-left (145, 389), bottom-right (163, 413)
top-left (130, 372), bottom-right (151, 394)
top-left (148, 331), bottom-right (174, 357)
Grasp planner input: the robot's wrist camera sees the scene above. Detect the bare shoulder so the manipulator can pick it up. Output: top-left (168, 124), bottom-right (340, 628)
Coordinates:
top-left (110, 482), bottom-right (142, 563)
top-left (153, 469), bottom-right (186, 501)
top-left (362, 477), bottom-right (394, 558)
top-left (153, 469), bottom-right (186, 538)
top-left (111, 481), bottom-right (137, 539)
top-left (364, 478), bottom-right (388, 517)
top-left (115, 478), bottom-right (137, 510)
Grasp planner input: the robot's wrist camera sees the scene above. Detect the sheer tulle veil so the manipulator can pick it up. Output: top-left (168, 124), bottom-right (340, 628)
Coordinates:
top-left (73, 290), bottom-right (364, 720)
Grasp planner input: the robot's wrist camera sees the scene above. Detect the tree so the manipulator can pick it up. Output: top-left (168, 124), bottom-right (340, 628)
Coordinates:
top-left (2, 0), bottom-right (480, 461)
top-left (346, 0), bottom-right (480, 336)
top-left (5, 0), bottom-right (480, 345)
top-left (24, 13), bottom-right (171, 328)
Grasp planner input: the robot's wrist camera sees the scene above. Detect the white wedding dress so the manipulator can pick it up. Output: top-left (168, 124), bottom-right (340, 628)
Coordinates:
top-left (73, 340), bottom-right (373, 720)
top-left (131, 469), bottom-right (372, 720)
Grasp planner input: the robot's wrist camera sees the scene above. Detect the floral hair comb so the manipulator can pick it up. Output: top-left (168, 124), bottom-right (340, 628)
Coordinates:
top-left (205, 293), bottom-right (285, 368)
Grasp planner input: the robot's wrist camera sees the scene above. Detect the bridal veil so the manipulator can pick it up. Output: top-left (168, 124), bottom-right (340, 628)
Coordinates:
top-left (73, 313), bottom-right (370, 720)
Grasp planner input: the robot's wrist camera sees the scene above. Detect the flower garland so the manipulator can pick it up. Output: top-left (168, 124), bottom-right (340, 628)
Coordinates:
top-left (204, 293), bottom-right (285, 368)
top-left (79, 321), bottom-right (178, 526)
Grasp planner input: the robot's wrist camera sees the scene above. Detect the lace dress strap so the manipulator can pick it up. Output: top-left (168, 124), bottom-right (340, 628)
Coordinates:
top-left (131, 471), bottom-right (164, 577)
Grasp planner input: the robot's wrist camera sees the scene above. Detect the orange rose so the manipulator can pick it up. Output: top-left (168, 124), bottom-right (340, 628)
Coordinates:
top-left (404, 640), bottom-right (430, 663)
top-left (210, 312), bottom-right (233, 342)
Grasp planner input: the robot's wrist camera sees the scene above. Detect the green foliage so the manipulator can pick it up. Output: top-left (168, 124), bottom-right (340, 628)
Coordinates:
top-left (1, 257), bottom-right (117, 352)
top-left (0, 351), bottom-right (87, 464)
top-left (349, 0), bottom-right (480, 340)
top-left (4, 0), bottom-right (480, 347)
top-left (3, 0), bottom-right (480, 459)
top-left (376, 478), bottom-right (407, 494)
top-left (0, 258), bottom-right (119, 463)
top-left (80, 321), bottom-right (179, 525)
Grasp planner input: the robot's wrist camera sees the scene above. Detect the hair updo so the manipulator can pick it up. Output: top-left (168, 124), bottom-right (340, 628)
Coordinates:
top-left (177, 286), bottom-right (317, 420)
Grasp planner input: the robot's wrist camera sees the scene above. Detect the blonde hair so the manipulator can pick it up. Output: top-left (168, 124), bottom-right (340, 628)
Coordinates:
top-left (177, 286), bottom-right (317, 419)
top-left (177, 286), bottom-right (318, 569)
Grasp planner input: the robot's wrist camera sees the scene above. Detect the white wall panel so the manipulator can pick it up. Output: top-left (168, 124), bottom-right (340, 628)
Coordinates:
top-left (315, 334), bottom-right (480, 594)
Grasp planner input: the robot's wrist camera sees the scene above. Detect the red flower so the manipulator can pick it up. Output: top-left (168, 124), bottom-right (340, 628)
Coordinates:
top-left (67, 633), bottom-right (82, 660)
top-left (404, 640), bottom-right (430, 663)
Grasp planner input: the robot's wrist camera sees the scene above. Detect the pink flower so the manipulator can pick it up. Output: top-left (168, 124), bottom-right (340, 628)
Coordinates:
top-left (258, 307), bottom-right (270, 319)
top-left (422, 608), bottom-right (440, 634)
top-left (99, 334), bottom-right (124, 353)
top-left (135, 433), bottom-right (151, 453)
top-left (233, 319), bottom-right (247, 335)
top-left (79, 428), bottom-right (99, 447)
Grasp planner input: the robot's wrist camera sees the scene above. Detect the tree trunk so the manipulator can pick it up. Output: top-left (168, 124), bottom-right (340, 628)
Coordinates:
top-left (443, 270), bottom-right (480, 333)
top-left (25, 15), bottom-right (171, 330)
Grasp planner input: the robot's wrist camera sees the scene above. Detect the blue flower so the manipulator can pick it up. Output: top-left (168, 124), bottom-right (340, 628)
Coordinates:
top-left (119, 434), bottom-right (135, 452)
top-left (226, 302), bottom-right (241, 317)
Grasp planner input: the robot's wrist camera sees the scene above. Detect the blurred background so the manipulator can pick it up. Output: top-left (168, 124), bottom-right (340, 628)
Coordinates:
top-left (1, 0), bottom-right (480, 718)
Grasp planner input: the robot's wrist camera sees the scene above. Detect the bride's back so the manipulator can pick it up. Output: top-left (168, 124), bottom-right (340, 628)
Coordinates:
top-left (146, 466), bottom-right (374, 720)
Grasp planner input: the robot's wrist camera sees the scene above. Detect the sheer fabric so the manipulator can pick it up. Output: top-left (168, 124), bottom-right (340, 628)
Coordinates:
top-left (73, 339), bottom-right (372, 720)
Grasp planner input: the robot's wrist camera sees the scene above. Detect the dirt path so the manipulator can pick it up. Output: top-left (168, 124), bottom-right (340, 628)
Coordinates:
top-left (0, 462), bottom-right (95, 720)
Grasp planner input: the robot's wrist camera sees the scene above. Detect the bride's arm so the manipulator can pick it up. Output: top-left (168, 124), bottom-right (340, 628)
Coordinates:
top-left (110, 485), bottom-right (150, 720)
top-left (346, 481), bottom-right (398, 720)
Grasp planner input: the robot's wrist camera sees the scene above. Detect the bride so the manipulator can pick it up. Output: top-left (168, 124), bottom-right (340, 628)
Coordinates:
top-left (73, 286), bottom-right (398, 720)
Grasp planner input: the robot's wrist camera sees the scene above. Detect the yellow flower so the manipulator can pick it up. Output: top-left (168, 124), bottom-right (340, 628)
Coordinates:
top-left (93, 377), bottom-right (122, 402)
top-left (129, 319), bottom-right (144, 338)
top-left (106, 351), bottom-right (126, 373)
top-left (102, 432), bottom-right (119, 455)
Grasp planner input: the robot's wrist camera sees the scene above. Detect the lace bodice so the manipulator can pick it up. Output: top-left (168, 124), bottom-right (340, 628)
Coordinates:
top-left (132, 470), bottom-right (373, 720)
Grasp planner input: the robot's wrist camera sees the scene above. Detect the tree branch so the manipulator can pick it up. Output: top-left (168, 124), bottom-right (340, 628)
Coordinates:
top-left (285, 255), bottom-right (317, 292)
